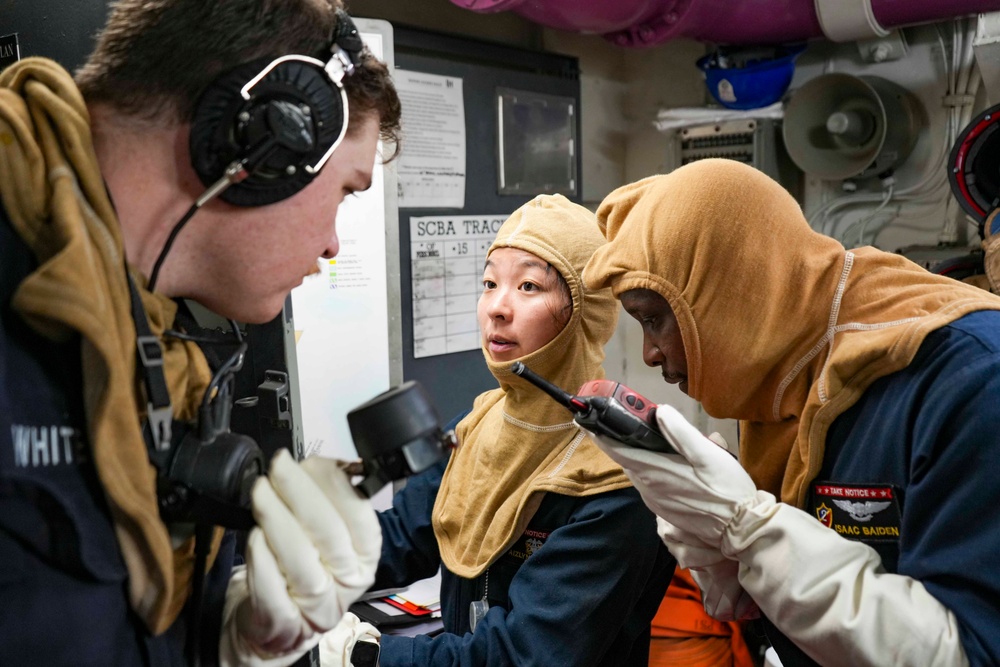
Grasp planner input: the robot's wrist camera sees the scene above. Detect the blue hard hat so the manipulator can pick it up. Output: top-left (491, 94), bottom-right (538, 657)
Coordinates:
top-left (697, 44), bottom-right (806, 110)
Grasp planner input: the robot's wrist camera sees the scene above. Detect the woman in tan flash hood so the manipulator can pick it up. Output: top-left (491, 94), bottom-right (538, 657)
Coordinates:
top-left (363, 195), bottom-right (674, 666)
top-left (582, 159), bottom-right (1000, 667)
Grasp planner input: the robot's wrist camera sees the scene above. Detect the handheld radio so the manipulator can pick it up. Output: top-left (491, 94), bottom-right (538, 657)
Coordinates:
top-left (510, 362), bottom-right (675, 454)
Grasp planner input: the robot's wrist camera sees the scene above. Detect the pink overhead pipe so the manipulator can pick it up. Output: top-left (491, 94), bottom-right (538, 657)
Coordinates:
top-left (449, 0), bottom-right (998, 47)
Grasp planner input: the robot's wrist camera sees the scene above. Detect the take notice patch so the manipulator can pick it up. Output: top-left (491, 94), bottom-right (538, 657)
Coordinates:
top-left (811, 482), bottom-right (901, 543)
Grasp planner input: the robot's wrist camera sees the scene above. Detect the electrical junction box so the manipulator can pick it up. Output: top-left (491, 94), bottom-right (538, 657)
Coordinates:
top-left (665, 118), bottom-right (802, 201)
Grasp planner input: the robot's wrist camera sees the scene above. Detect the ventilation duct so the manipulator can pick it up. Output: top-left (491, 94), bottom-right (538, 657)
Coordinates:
top-left (449, 0), bottom-right (997, 48)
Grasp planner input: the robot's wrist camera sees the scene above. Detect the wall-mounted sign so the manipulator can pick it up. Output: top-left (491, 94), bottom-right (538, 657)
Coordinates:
top-left (395, 70), bottom-right (467, 209)
top-left (0, 33), bottom-right (20, 71)
top-left (409, 214), bottom-right (506, 359)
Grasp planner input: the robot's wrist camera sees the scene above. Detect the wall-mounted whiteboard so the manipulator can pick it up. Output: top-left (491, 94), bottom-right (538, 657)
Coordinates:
top-left (287, 19), bottom-right (401, 465)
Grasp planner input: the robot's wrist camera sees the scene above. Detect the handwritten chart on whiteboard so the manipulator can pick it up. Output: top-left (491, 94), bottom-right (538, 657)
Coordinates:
top-left (410, 215), bottom-right (505, 358)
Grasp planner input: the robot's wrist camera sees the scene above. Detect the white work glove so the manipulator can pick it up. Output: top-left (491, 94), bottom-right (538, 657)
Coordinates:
top-left (655, 432), bottom-right (758, 622)
top-left (219, 450), bottom-right (382, 667)
top-left (592, 403), bottom-right (757, 550)
top-left (730, 493), bottom-right (968, 666)
top-left (592, 404), bottom-right (970, 667)
top-left (656, 516), bottom-right (758, 622)
top-left (594, 416), bottom-right (759, 621)
top-left (319, 612), bottom-right (381, 667)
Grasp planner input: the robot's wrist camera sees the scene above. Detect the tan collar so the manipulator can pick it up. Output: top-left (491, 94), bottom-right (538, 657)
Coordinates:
top-left (0, 57), bottom-right (216, 632)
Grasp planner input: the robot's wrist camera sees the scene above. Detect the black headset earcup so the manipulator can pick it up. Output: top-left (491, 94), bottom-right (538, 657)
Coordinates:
top-left (189, 57), bottom-right (346, 207)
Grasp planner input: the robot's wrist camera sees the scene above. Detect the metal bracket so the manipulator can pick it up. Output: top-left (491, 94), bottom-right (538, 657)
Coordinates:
top-left (856, 29), bottom-right (908, 64)
top-left (257, 370), bottom-right (291, 424)
top-left (815, 0), bottom-right (889, 42)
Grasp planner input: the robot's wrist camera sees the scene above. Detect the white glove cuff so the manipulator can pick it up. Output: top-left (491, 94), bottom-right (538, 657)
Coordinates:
top-left (719, 494), bottom-right (970, 667)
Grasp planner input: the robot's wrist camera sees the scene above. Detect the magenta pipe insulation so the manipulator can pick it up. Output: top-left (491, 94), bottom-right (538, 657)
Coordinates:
top-left (448, 0), bottom-right (998, 47)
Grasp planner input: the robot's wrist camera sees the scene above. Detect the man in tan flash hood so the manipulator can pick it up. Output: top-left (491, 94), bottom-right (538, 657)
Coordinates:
top-left (582, 159), bottom-right (1000, 667)
top-left (0, 1), bottom-right (401, 665)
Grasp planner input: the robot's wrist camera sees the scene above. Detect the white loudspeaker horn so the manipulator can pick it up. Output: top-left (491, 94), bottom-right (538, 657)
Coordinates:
top-left (782, 73), bottom-right (924, 180)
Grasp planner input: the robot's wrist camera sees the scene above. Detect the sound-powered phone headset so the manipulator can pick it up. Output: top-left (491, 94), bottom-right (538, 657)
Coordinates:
top-left (147, 8), bottom-right (364, 289)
